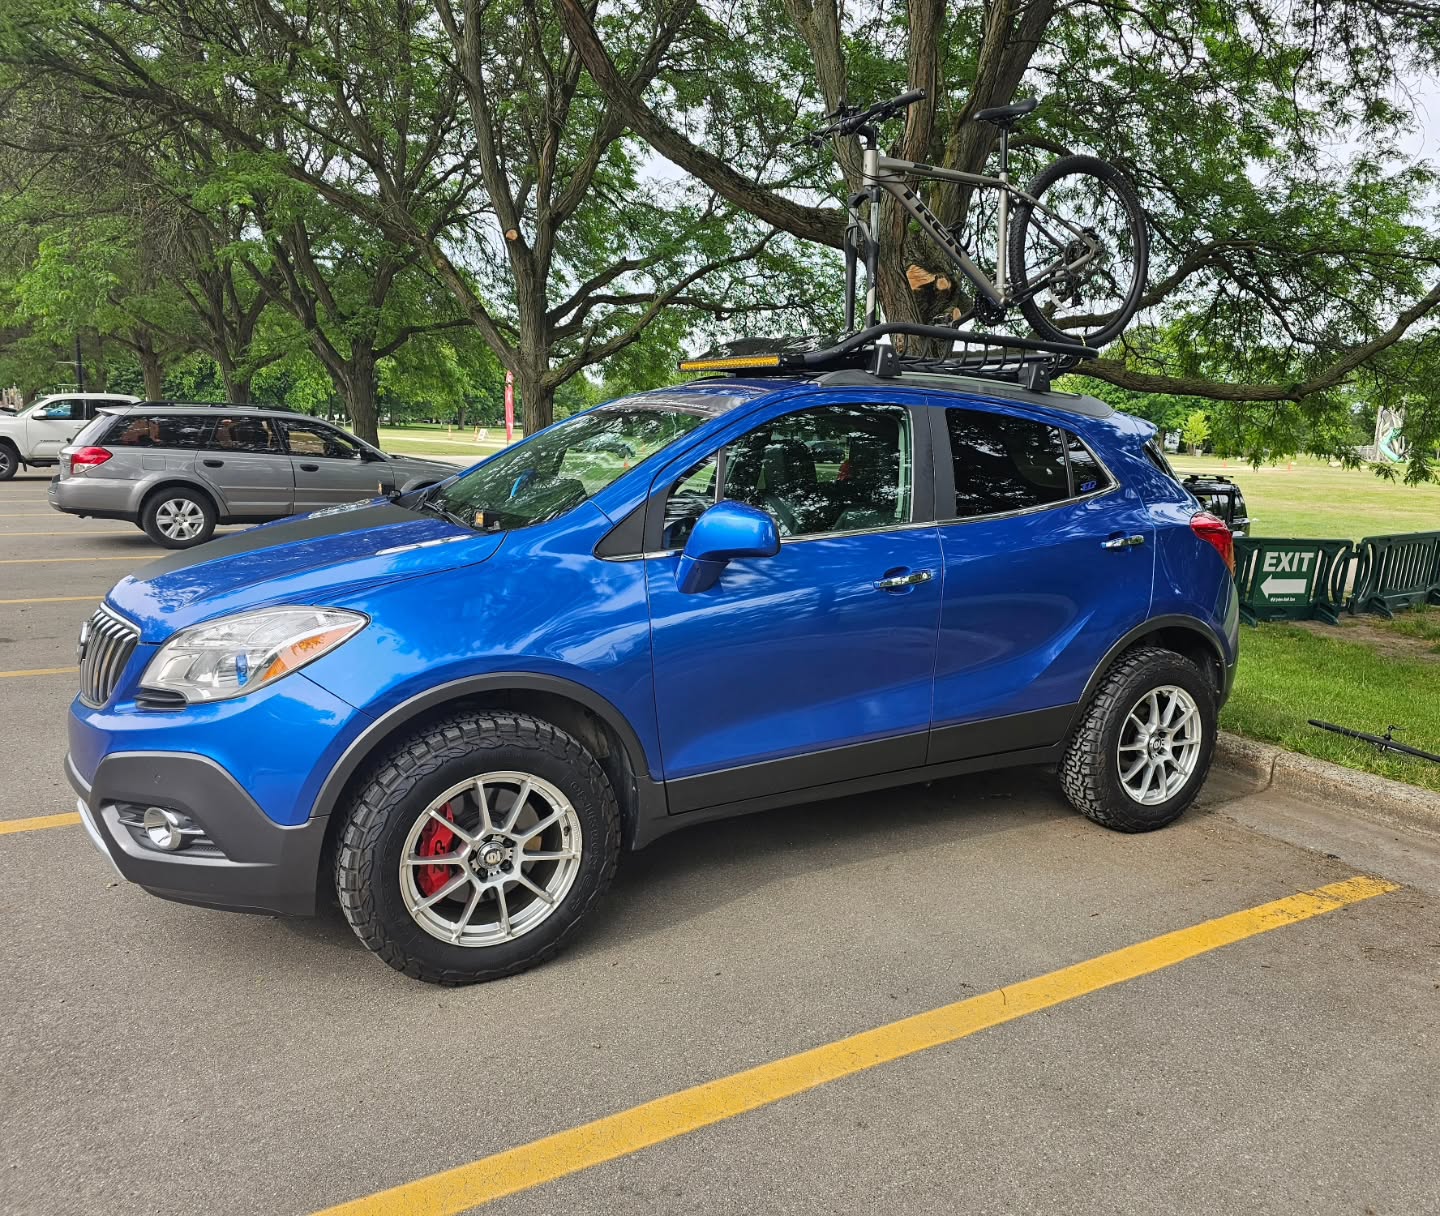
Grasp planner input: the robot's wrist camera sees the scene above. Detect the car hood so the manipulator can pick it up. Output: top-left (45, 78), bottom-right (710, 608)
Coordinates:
top-left (107, 501), bottom-right (504, 641)
top-left (386, 454), bottom-right (462, 478)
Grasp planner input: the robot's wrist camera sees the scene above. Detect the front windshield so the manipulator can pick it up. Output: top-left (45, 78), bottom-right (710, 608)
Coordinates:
top-left (428, 401), bottom-right (708, 532)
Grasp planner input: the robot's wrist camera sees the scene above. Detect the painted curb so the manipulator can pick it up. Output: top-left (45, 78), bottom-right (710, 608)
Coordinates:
top-left (1215, 730), bottom-right (1440, 836)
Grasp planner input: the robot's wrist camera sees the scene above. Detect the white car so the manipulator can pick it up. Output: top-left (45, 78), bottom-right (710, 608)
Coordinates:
top-left (0, 393), bottom-right (140, 479)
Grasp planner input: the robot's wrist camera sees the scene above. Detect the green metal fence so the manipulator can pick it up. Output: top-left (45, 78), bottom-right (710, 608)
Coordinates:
top-left (1234, 537), bottom-right (1354, 625)
top-left (1349, 531), bottom-right (1440, 618)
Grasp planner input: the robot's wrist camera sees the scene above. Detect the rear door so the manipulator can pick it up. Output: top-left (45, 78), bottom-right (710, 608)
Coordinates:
top-left (282, 419), bottom-right (393, 509)
top-left (24, 398), bottom-right (89, 458)
top-left (194, 414), bottom-right (295, 517)
top-left (928, 402), bottom-right (1155, 763)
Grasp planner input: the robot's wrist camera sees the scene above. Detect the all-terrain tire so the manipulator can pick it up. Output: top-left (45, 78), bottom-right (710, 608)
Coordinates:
top-left (1059, 646), bottom-right (1216, 832)
top-left (335, 712), bottom-right (620, 985)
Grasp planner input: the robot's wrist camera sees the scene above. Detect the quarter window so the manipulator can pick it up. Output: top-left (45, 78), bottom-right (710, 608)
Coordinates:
top-left (1065, 434), bottom-right (1113, 496)
top-left (107, 414), bottom-right (212, 450)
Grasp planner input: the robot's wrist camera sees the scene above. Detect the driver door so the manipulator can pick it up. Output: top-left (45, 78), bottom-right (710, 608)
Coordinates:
top-left (283, 420), bottom-right (393, 508)
top-left (645, 398), bottom-right (943, 813)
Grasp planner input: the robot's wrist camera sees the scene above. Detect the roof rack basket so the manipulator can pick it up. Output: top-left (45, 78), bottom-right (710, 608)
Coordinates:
top-left (797, 323), bottom-right (1097, 392)
top-left (679, 323), bottom-right (1097, 393)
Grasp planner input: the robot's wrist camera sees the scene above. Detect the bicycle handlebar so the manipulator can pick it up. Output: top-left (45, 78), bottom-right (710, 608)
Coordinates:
top-left (806, 88), bottom-right (927, 144)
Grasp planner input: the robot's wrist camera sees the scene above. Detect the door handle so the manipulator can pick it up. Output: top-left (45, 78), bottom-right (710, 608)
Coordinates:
top-left (202, 459), bottom-right (224, 468)
top-left (874, 569), bottom-right (935, 591)
top-left (299, 463), bottom-right (320, 472)
top-left (1102, 534), bottom-right (1145, 550)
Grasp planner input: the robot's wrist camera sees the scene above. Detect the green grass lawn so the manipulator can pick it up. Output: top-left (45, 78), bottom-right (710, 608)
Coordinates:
top-left (1169, 453), bottom-right (1440, 539)
top-left (1222, 620), bottom-right (1440, 794)
top-left (376, 422), bottom-right (519, 460)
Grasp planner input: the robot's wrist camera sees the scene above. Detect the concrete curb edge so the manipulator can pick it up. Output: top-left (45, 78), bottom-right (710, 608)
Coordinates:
top-left (1215, 730), bottom-right (1440, 837)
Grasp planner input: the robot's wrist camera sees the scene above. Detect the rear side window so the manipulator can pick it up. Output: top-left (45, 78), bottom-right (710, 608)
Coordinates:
top-left (946, 410), bottom-right (1070, 517)
top-left (106, 414), bottom-right (212, 450)
top-left (208, 415), bottom-right (282, 453)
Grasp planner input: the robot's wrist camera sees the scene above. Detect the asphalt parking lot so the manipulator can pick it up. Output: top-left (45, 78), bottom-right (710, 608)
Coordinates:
top-left (2, 467), bottom-right (1439, 1216)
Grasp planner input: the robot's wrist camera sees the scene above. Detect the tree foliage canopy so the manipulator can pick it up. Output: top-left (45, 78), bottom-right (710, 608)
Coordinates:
top-left (1, 0), bottom-right (1438, 475)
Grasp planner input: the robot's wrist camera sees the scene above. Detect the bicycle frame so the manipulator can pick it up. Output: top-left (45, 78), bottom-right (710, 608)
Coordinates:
top-left (843, 136), bottom-right (1100, 332)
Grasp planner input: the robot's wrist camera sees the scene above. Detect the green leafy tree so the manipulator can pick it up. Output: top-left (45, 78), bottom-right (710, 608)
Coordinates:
top-left (1180, 409), bottom-right (1210, 454)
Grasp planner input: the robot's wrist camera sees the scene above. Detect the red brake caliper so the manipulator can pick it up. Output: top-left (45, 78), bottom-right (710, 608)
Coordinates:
top-left (416, 802), bottom-right (459, 897)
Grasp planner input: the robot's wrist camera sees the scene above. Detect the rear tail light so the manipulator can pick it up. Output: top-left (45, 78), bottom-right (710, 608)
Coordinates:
top-left (1191, 510), bottom-right (1235, 573)
top-left (69, 447), bottom-right (113, 474)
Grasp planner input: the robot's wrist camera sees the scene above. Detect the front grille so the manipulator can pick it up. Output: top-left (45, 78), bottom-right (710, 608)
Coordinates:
top-left (78, 606), bottom-right (140, 708)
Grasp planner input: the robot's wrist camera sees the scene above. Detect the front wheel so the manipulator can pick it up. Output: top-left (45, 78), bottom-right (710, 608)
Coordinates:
top-left (335, 712), bottom-right (620, 984)
top-left (1008, 154), bottom-right (1148, 348)
top-left (1059, 646), bottom-right (1216, 832)
top-left (0, 442), bottom-right (18, 481)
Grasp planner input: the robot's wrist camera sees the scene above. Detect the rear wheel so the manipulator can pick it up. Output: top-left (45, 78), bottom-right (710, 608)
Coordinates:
top-left (1009, 154), bottom-right (1148, 347)
top-left (335, 712), bottom-right (620, 985)
top-left (0, 442), bottom-right (17, 481)
top-left (1059, 646), bottom-right (1215, 832)
top-left (141, 487), bottom-right (216, 548)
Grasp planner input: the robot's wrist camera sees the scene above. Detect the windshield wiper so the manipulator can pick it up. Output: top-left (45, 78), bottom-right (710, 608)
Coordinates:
top-left (417, 495), bottom-right (473, 530)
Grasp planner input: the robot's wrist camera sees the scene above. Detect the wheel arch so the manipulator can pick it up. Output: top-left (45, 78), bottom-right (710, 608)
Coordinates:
top-left (1079, 615), bottom-right (1230, 711)
top-left (138, 477), bottom-right (222, 519)
top-left (312, 674), bottom-right (664, 874)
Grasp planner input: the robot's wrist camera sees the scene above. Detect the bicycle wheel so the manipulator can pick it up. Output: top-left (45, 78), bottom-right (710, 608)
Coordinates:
top-left (1008, 154), bottom-right (1148, 347)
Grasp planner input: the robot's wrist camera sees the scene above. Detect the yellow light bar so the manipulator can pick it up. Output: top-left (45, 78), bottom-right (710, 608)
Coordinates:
top-left (678, 353), bottom-right (782, 372)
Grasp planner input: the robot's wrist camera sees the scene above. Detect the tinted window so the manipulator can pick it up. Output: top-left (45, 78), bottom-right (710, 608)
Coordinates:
top-left (946, 410), bottom-right (1068, 518)
top-left (1065, 433), bottom-right (1112, 496)
top-left (717, 403), bottom-right (911, 539)
top-left (108, 414), bottom-right (213, 450)
top-left (661, 454), bottom-right (721, 549)
top-left (208, 415), bottom-right (281, 454)
top-left (285, 421), bottom-right (365, 460)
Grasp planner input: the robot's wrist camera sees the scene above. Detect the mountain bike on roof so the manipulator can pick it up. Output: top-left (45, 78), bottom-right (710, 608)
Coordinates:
top-left (806, 89), bottom-right (1149, 350)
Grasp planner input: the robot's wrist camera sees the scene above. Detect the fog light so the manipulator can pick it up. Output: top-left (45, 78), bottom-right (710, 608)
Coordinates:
top-left (142, 807), bottom-right (192, 852)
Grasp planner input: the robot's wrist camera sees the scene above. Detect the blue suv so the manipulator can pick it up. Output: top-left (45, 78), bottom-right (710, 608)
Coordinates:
top-left (66, 369), bottom-right (1238, 984)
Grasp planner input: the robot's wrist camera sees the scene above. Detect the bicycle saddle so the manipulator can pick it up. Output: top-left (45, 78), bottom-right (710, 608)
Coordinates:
top-left (974, 98), bottom-right (1037, 126)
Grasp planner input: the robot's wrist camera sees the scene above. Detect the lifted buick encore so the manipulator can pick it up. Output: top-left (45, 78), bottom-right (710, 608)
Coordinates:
top-left (66, 369), bottom-right (1239, 984)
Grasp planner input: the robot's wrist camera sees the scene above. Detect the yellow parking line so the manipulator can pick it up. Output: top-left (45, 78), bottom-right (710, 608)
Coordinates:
top-left (0, 666), bottom-right (78, 678)
top-left (0, 812), bottom-right (81, 835)
top-left (0, 556), bottom-right (137, 564)
top-left (0, 596), bottom-right (99, 605)
top-left (315, 874), bottom-right (1398, 1216)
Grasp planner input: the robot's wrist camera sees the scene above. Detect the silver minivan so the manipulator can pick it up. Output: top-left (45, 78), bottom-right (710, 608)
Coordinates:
top-left (51, 404), bottom-right (458, 547)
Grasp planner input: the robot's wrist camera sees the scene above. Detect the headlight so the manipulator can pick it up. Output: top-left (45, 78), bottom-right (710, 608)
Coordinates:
top-left (140, 607), bottom-right (367, 704)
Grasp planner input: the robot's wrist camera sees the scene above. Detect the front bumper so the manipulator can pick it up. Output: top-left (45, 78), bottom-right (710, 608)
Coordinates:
top-left (66, 750), bottom-right (329, 916)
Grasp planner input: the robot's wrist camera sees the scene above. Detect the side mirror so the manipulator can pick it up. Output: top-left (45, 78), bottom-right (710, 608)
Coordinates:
top-left (398, 475), bottom-right (440, 495)
top-left (676, 500), bottom-right (780, 594)
top-left (362, 448), bottom-right (388, 462)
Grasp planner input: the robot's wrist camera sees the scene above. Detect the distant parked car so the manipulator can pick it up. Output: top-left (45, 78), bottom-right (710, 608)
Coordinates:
top-left (1182, 474), bottom-right (1251, 537)
top-left (50, 403), bottom-right (456, 547)
top-left (0, 393), bottom-right (140, 479)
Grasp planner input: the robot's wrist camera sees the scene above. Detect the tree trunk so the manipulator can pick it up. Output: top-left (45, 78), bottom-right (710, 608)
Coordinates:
top-left (515, 363), bottom-right (552, 437)
top-left (137, 337), bottom-right (165, 400)
top-left (344, 367), bottom-right (381, 447)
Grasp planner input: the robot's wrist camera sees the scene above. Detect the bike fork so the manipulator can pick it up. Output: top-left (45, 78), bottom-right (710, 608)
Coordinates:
top-left (861, 146), bottom-right (883, 328)
top-left (995, 127), bottom-right (1010, 300)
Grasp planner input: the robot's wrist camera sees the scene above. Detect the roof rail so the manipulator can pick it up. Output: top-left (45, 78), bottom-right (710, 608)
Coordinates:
top-left (679, 324), bottom-right (1096, 393)
top-left (133, 399), bottom-right (298, 412)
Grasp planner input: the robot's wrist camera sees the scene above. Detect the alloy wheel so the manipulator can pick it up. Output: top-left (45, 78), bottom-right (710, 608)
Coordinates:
top-left (1116, 684), bottom-right (1202, 805)
top-left (155, 497), bottom-right (206, 541)
top-left (398, 771), bottom-right (583, 947)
